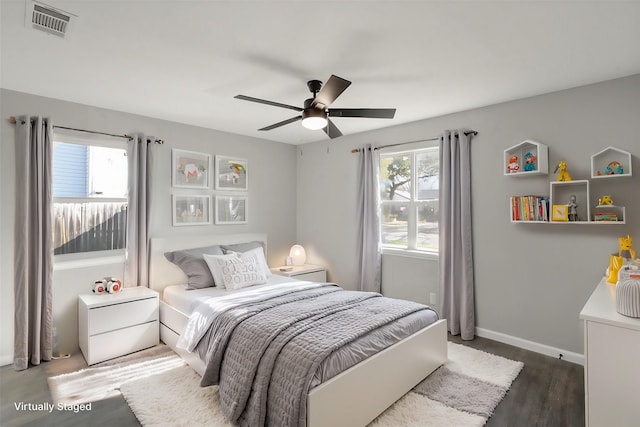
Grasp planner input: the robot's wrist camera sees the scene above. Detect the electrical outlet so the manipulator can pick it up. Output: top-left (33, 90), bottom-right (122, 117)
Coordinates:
top-left (429, 292), bottom-right (437, 305)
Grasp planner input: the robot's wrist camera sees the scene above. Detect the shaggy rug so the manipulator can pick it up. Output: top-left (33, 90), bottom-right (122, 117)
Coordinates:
top-left (119, 342), bottom-right (523, 427)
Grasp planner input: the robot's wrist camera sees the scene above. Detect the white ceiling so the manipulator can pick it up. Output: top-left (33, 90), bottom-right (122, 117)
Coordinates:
top-left (2, 1), bottom-right (640, 145)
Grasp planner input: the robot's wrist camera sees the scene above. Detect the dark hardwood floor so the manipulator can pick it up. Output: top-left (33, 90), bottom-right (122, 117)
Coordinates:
top-left (1, 335), bottom-right (584, 426)
top-left (449, 335), bottom-right (585, 427)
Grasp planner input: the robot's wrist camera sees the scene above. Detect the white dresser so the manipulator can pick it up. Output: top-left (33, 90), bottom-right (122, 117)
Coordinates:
top-left (579, 277), bottom-right (640, 427)
top-left (79, 287), bottom-right (159, 365)
top-left (270, 264), bottom-right (327, 282)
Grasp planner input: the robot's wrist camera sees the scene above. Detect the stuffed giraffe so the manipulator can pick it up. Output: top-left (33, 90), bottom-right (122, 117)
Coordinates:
top-left (554, 160), bottom-right (572, 182)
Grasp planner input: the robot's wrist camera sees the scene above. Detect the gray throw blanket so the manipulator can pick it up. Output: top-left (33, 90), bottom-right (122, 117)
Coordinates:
top-left (193, 282), bottom-right (430, 427)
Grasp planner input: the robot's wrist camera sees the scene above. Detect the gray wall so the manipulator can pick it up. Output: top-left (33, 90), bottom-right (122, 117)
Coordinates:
top-left (297, 74), bottom-right (640, 355)
top-left (0, 89), bottom-right (297, 362)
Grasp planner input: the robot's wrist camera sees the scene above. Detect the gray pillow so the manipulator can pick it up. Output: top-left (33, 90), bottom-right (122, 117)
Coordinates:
top-left (220, 241), bottom-right (265, 254)
top-left (164, 245), bottom-right (223, 290)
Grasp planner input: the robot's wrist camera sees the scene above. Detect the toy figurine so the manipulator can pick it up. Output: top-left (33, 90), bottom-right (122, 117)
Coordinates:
top-left (523, 151), bottom-right (537, 171)
top-left (567, 195), bottom-right (578, 221)
top-left (507, 156), bottom-right (520, 173)
top-left (598, 195), bottom-right (614, 206)
top-left (554, 160), bottom-right (572, 181)
top-left (619, 234), bottom-right (636, 260)
top-left (607, 234), bottom-right (636, 284)
top-left (604, 161), bottom-right (624, 175)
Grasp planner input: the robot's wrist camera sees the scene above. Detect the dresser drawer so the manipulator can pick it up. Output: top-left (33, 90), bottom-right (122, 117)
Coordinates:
top-left (89, 297), bottom-right (158, 335)
top-left (87, 321), bottom-right (158, 365)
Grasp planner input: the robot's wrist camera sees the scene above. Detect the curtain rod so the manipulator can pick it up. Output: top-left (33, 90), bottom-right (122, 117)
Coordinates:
top-left (351, 130), bottom-right (477, 153)
top-left (7, 116), bottom-right (165, 144)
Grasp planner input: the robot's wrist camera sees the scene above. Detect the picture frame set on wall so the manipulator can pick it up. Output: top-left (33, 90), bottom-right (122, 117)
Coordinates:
top-left (171, 149), bottom-right (249, 226)
top-left (215, 155), bottom-right (248, 191)
top-left (172, 149), bottom-right (211, 189)
top-left (215, 195), bottom-right (248, 224)
top-left (172, 194), bottom-right (211, 226)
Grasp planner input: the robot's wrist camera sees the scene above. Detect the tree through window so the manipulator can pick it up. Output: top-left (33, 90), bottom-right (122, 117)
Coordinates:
top-left (379, 144), bottom-right (439, 253)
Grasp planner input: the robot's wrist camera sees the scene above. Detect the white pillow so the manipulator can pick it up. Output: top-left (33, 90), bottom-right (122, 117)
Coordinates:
top-left (226, 246), bottom-right (272, 278)
top-left (203, 252), bottom-right (267, 291)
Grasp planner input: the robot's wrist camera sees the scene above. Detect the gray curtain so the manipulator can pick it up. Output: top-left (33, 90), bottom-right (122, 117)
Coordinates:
top-left (357, 144), bottom-right (382, 292)
top-left (14, 116), bottom-right (54, 370)
top-left (124, 135), bottom-right (154, 287)
top-left (439, 129), bottom-right (475, 340)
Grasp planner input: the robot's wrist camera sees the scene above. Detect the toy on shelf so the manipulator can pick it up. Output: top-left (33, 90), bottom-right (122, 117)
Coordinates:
top-left (567, 195), bottom-right (578, 221)
top-left (506, 156), bottom-right (520, 173)
top-left (602, 161), bottom-right (624, 176)
top-left (598, 195), bottom-right (614, 206)
top-left (554, 160), bottom-right (572, 181)
top-left (523, 151), bottom-right (537, 171)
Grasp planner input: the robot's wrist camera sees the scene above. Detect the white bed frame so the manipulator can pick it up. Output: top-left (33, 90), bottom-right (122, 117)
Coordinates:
top-left (150, 233), bottom-right (447, 427)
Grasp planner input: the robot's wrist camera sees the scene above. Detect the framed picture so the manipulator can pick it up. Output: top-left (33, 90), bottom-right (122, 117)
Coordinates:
top-left (172, 149), bottom-right (211, 188)
top-left (173, 195), bottom-right (211, 226)
top-left (552, 204), bottom-right (569, 222)
top-left (215, 195), bottom-right (247, 224)
top-left (215, 156), bottom-right (248, 191)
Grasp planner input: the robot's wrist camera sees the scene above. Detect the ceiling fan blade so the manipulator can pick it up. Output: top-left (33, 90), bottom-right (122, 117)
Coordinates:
top-left (328, 108), bottom-right (396, 119)
top-left (312, 75), bottom-right (352, 108)
top-left (235, 95), bottom-right (303, 112)
top-left (259, 116), bottom-right (302, 131)
top-left (323, 118), bottom-right (343, 139)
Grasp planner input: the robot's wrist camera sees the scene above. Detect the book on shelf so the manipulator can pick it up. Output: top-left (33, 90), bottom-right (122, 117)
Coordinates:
top-left (510, 195), bottom-right (549, 222)
top-left (593, 212), bottom-right (619, 221)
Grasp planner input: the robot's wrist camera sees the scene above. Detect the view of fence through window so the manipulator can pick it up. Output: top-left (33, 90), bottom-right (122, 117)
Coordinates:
top-left (379, 146), bottom-right (440, 252)
top-left (52, 140), bottom-right (128, 255)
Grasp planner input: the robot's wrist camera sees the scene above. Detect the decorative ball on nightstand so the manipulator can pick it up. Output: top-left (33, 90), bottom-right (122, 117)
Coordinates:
top-left (616, 278), bottom-right (640, 318)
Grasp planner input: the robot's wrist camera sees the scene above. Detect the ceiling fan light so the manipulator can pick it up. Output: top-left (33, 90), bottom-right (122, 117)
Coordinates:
top-left (302, 116), bottom-right (328, 130)
top-left (301, 107), bottom-right (328, 130)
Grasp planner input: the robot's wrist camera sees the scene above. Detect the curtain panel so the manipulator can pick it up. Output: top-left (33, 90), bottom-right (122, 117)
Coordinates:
top-left (124, 135), bottom-right (154, 287)
top-left (357, 144), bottom-right (382, 292)
top-left (439, 129), bottom-right (475, 340)
top-left (13, 116), bottom-right (54, 370)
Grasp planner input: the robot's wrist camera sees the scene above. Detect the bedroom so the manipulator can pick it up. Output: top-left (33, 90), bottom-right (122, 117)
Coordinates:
top-left (1, 1), bottom-right (640, 426)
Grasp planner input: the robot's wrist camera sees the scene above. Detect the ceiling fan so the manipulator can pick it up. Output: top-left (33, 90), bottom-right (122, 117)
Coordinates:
top-left (234, 75), bottom-right (396, 139)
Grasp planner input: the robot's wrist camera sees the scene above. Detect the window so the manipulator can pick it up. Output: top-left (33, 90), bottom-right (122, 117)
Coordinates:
top-left (52, 132), bottom-right (128, 256)
top-left (379, 144), bottom-right (439, 254)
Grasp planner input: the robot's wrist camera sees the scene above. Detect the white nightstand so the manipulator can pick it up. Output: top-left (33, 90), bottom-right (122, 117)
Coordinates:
top-left (270, 264), bottom-right (327, 282)
top-left (78, 287), bottom-right (159, 365)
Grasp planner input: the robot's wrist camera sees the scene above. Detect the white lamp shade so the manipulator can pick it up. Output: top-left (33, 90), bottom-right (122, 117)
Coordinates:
top-left (289, 245), bottom-right (307, 266)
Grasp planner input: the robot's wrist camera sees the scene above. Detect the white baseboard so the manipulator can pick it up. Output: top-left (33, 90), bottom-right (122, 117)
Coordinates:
top-left (0, 353), bottom-right (13, 367)
top-left (475, 327), bottom-right (585, 366)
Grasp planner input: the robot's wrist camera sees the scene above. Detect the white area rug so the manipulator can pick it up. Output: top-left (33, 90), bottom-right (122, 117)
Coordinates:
top-left (120, 342), bottom-right (523, 427)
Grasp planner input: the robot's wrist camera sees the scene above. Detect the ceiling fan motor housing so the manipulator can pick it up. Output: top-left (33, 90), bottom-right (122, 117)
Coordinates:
top-left (307, 79), bottom-right (323, 95)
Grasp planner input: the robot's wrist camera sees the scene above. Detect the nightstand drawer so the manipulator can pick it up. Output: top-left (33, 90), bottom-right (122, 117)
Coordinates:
top-left (87, 321), bottom-right (158, 365)
top-left (294, 270), bottom-right (326, 282)
top-left (89, 297), bottom-right (158, 335)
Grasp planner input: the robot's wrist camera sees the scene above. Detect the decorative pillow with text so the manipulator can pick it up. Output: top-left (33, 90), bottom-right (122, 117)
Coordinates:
top-left (203, 252), bottom-right (267, 291)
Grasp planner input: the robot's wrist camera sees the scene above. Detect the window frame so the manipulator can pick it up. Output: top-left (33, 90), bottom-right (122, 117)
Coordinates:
top-left (378, 141), bottom-right (440, 259)
top-left (52, 130), bottom-right (129, 261)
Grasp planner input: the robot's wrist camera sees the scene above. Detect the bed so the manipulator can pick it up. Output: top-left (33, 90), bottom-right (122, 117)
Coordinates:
top-left (149, 233), bottom-right (447, 427)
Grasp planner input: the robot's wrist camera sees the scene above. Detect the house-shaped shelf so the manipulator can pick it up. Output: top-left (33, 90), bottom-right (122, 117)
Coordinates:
top-left (504, 140), bottom-right (548, 176)
top-left (591, 146), bottom-right (632, 179)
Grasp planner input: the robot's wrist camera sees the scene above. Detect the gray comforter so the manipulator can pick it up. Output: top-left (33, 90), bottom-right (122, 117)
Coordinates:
top-left (180, 282), bottom-right (434, 427)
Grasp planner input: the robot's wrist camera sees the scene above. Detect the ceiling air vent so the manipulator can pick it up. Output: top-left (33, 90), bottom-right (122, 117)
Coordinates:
top-left (25, 0), bottom-right (76, 38)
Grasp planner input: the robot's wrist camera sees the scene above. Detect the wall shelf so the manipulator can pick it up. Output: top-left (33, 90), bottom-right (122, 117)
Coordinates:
top-left (507, 143), bottom-right (631, 225)
top-left (550, 180), bottom-right (590, 223)
top-left (591, 146), bottom-right (632, 179)
top-left (504, 140), bottom-right (549, 176)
